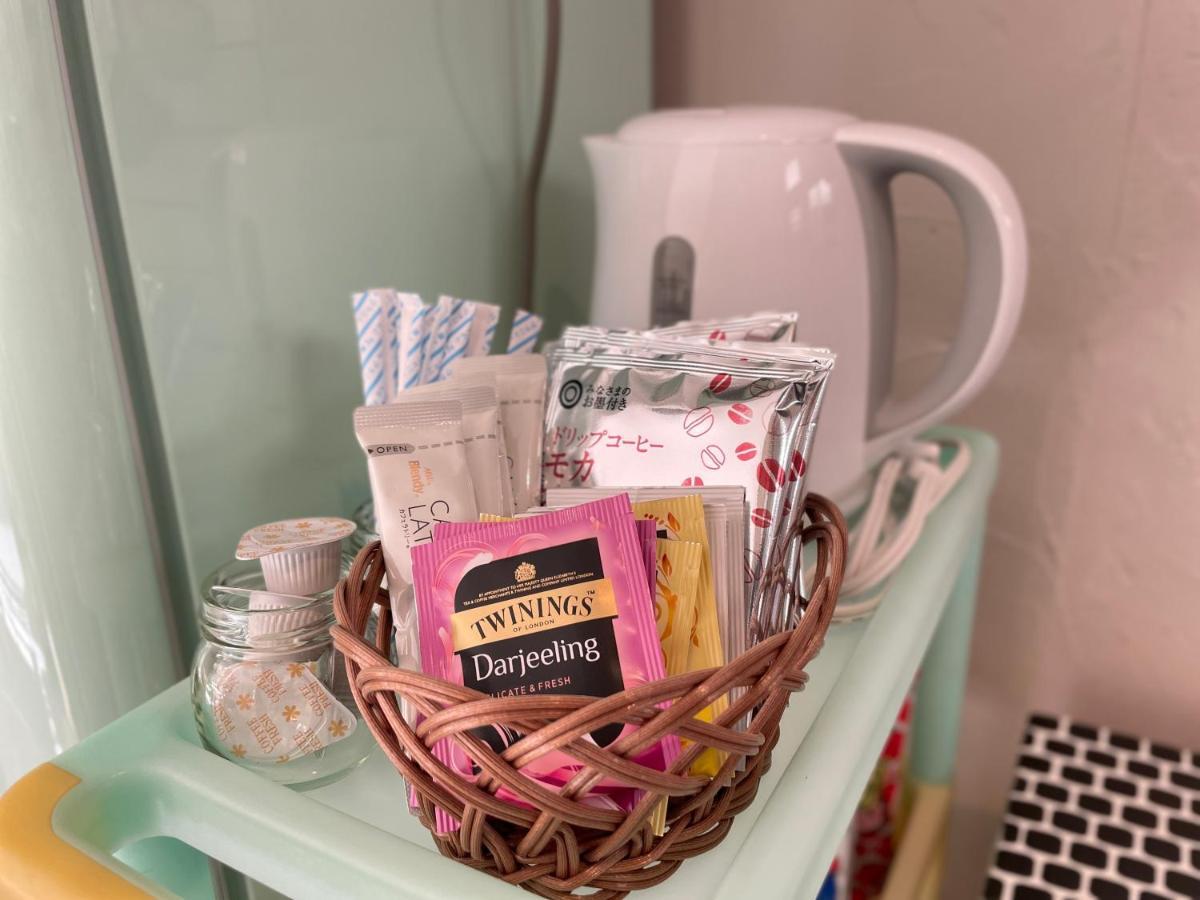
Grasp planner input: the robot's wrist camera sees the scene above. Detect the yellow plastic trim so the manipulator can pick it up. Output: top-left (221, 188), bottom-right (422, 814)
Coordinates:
top-left (0, 763), bottom-right (150, 899)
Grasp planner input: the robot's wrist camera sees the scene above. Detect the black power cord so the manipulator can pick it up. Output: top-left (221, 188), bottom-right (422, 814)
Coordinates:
top-left (518, 0), bottom-right (562, 313)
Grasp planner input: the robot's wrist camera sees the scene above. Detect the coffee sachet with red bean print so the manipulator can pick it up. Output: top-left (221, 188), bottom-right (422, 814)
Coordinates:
top-left (545, 338), bottom-right (833, 642)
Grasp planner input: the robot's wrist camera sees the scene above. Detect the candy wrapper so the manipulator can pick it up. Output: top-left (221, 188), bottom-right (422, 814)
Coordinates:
top-left (412, 495), bottom-right (678, 833)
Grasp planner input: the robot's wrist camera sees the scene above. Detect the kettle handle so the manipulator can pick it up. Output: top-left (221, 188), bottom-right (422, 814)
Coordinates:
top-left (835, 122), bottom-right (1027, 463)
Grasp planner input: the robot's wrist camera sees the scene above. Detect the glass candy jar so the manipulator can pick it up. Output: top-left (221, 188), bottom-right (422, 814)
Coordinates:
top-left (192, 558), bottom-right (371, 788)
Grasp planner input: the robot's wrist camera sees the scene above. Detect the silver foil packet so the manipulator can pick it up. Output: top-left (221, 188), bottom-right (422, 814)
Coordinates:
top-left (544, 345), bottom-right (832, 641)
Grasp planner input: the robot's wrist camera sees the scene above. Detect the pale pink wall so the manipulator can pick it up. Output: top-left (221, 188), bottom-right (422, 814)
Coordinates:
top-left (655, 0), bottom-right (1200, 892)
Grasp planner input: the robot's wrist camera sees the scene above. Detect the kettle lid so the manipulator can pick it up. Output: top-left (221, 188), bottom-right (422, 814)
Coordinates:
top-left (613, 106), bottom-right (856, 145)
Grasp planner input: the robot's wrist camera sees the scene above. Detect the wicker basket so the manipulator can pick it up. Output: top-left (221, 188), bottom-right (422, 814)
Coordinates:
top-left (331, 494), bottom-right (847, 898)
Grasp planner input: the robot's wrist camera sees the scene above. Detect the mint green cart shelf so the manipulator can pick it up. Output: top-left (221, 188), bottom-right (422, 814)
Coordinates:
top-left (0, 427), bottom-right (997, 900)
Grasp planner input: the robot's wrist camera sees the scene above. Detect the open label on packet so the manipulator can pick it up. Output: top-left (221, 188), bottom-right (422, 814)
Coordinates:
top-left (206, 660), bottom-right (357, 764)
top-left (544, 342), bottom-right (832, 641)
top-left (412, 495), bottom-right (677, 833)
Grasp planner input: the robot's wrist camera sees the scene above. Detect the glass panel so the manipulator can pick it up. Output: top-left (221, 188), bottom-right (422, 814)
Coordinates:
top-left (82, 0), bottom-right (653, 653)
top-left (0, 0), bottom-right (178, 788)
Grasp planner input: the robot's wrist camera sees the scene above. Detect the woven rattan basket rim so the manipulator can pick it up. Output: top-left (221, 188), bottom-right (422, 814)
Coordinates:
top-left (332, 493), bottom-right (846, 898)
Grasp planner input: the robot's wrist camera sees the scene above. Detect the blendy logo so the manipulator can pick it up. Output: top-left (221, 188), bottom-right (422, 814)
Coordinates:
top-left (558, 379), bottom-right (583, 409)
top-left (366, 442), bottom-right (415, 456)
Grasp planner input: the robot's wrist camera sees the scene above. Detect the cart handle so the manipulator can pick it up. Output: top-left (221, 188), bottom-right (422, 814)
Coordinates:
top-left (0, 763), bottom-right (151, 898)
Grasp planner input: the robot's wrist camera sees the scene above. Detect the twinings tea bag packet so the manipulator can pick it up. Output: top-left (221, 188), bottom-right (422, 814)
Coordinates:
top-left (477, 514), bottom-right (659, 613)
top-left (412, 495), bottom-right (678, 832)
top-left (484, 513), bottom-right (700, 676)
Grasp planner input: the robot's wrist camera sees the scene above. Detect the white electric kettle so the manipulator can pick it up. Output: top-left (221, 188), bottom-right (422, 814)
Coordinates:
top-left (584, 107), bottom-right (1027, 500)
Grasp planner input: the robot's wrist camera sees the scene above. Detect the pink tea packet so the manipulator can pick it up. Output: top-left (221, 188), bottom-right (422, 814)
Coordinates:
top-left (411, 495), bottom-right (677, 832)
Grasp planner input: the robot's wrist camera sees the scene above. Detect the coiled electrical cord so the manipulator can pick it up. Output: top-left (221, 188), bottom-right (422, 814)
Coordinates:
top-left (832, 439), bottom-right (971, 622)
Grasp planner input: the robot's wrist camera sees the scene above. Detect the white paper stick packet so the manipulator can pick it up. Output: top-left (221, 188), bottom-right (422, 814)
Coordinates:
top-left (466, 301), bottom-right (500, 356)
top-left (395, 292), bottom-right (429, 393)
top-left (381, 289), bottom-right (403, 402)
top-left (453, 353), bottom-right (547, 511)
top-left (417, 295), bottom-right (453, 384)
top-left (506, 308), bottom-right (543, 354)
top-left (352, 289), bottom-right (392, 405)
top-left (421, 295), bottom-right (470, 383)
top-left (354, 400), bottom-right (478, 671)
top-left (395, 381), bottom-right (511, 516)
top-left (434, 298), bottom-right (476, 381)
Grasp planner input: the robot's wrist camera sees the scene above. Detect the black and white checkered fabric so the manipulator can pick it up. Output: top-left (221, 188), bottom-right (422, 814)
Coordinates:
top-left (985, 713), bottom-right (1200, 899)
